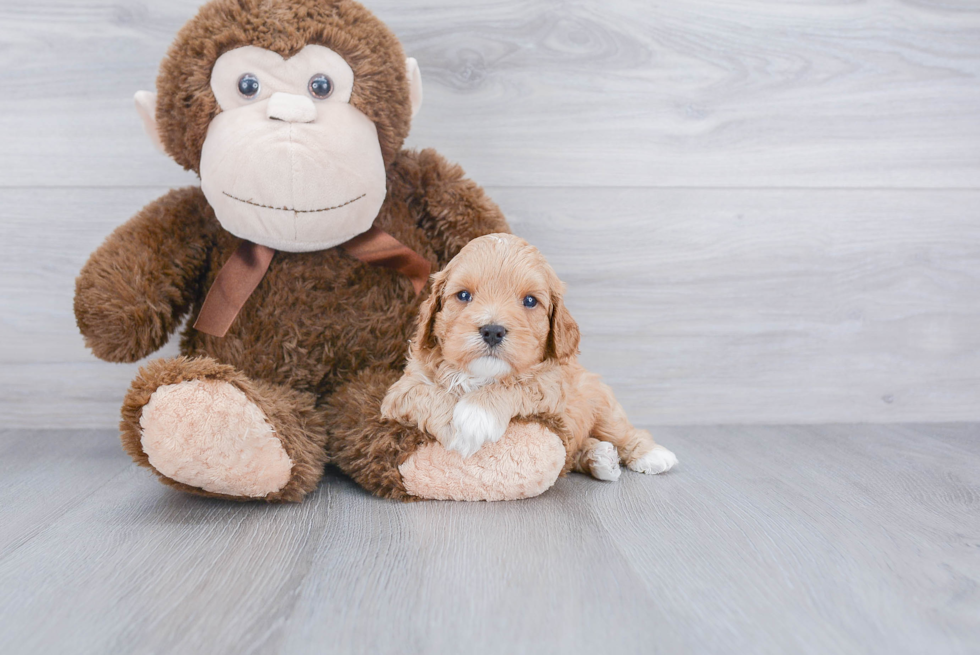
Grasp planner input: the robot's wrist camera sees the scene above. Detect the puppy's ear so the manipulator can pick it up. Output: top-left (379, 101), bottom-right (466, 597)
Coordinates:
top-left (546, 291), bottom-right (580, 363)
top-left (414, 269), bottom-right (447, 352)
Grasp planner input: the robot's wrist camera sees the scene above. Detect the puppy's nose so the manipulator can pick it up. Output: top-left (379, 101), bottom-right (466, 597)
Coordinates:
top-left (479, 324), bottom-right (508, 347)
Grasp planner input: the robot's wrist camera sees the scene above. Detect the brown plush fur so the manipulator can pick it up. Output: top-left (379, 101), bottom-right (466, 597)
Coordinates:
top-left (121, 356), bottom-right (326, 502)
top-left (74, 187), bottom-right (216, 363)
top-left (323, 367), bottom-right (431, 501)
top-left (157, 0), bottom-right (413, 173)
top-left (77, 143), bottom-right (511, 500)
top-left (75, 1), bottom-right (528, 502)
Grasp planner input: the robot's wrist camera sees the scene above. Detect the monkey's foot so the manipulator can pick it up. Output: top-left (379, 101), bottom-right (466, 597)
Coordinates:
top-left (399, 421), bottom-right (565, 501)
top-left (139, 379), bottom-right (293, 498)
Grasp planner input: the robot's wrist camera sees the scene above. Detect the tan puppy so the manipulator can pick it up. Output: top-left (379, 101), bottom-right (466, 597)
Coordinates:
top-left (381, 234), bottom-right (677, 482)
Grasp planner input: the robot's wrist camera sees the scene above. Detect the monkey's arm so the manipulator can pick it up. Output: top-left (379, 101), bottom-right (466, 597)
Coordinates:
top-left (74, 187), bottom-right (214, 363)
top-left (394, 148), bottom-right (511, 264)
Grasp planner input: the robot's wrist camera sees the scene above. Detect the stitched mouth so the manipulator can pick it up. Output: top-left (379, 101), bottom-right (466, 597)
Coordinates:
top-left (222, 191), bottom-right (367, 214)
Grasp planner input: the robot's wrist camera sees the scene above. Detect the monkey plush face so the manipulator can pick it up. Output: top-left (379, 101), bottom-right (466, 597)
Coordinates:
top-left (134, 0), bottom-right (424, 253)
top-left (199, 45), bottom-right (388, 251)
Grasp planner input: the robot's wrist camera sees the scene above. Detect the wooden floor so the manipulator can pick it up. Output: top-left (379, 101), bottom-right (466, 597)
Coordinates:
top-left (1, 424), bottom-right (977, 655)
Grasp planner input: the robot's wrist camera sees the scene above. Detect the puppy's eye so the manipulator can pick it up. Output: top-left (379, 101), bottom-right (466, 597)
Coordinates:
top-left (237, 73), bottom-right (260, 98)
top-left (456, 290), bottom-right (473, 302)
top-left (523, 295), bottom-right (538, 308)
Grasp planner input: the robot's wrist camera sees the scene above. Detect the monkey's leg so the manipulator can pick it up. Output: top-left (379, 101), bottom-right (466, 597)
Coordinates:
top-left (324, 367), bottom-right (567, 501)
top-left (121, 356), bottom-right (326, 502)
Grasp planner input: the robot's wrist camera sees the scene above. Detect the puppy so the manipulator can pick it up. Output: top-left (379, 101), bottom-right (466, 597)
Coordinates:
top-left (381, 234), bottom-right (677, 481)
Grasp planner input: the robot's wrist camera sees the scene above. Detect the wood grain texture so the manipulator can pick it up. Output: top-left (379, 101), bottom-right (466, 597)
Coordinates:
top-left (3, 187), bottom-right (978, 427)
top-left (0, 0), bottom-right (978, 188)
top-left (0, 425), bottom-right (977, 654)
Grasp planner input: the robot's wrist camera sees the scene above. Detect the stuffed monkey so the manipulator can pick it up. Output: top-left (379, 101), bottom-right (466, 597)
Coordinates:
top-left (74, 0), bottom-right (568, 502)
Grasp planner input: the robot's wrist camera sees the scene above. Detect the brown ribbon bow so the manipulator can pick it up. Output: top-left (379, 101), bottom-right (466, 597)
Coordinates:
top-left (193, 226), bottom-right (432, 338)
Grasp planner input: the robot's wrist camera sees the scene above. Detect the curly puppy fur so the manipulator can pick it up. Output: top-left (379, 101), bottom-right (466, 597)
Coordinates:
top-left (74, 0), bottom-right (522, 501)
top-left (382, 234), bottom-right (676, 479)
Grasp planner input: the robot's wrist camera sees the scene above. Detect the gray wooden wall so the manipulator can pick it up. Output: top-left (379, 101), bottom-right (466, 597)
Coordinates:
top-left (1, 0), bottom-right (978, 428)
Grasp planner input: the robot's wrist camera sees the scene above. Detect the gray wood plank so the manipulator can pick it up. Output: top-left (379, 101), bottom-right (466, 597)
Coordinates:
top-left (3, 187), bottom-right (978, 427)
top-left (0, 429), bottom-right (130, 557)
top-left (588, 423), bottom-right (980, 654)
top-left (1, 0), bottom-right (978, 188)
top-left (0, 425), bottom-right (976, 654)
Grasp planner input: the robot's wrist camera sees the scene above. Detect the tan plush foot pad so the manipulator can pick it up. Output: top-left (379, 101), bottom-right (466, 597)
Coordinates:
top-left (139, 379), bottom-right (293, 497)
top-left (399, 422), bottom-right (565, 501)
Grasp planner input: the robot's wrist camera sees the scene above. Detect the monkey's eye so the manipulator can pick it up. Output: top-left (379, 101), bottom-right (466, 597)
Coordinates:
top-left (456, 290), bottom-right (473, 303)
top-left (308, 74), bottom-right (334, 99)
top-left (237, 73), bottom-right (260, 99)
top-left (523, 295), bottom-right (539, 308)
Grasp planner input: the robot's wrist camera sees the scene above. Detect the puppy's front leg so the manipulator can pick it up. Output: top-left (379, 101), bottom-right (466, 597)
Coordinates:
top-left (448, 367), bottom-right (567, 457)
top-left (380, 373), bottom-right (425, 426)
top-left (381, 373), bottom-right (457, 447)
top-left (509, 366), bottom-right (565, 418)
top-left (448, 386), bottom-right (520, 458)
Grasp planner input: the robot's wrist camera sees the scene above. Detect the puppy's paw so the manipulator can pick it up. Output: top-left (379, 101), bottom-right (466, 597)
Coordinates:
top-left (379, 390), bottom-right (410, 424)
top-left (379, 394), bottom-right (398, 421)
top-left (628, 444), bottom-right (678, 475)
top-left (449, 399), bottom-right (508, 458)
top-left (587, 441), bottom-right (622, 482)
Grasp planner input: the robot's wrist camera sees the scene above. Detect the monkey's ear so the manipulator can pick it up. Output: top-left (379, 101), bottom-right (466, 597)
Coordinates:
top-left (414, 269), bottom-right (446, 353)
top-left (134, 91), bottom-right (166, 154)
top-left (406, 58), bottom-right (423, 119)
